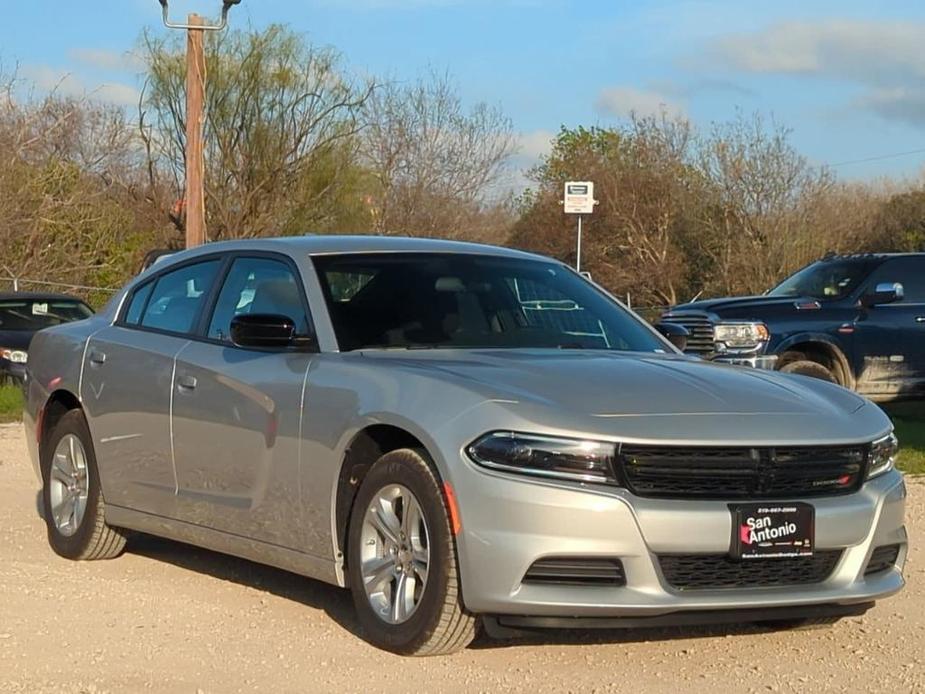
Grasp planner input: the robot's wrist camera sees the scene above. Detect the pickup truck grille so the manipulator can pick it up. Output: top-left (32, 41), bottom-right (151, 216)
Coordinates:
top-left (660, 312), bottom-right (714, 355)
top-left (618, 444), bottom-right (869, 499)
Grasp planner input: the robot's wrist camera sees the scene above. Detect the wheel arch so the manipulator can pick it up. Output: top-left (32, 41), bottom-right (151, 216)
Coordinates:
top-left (38, 389), bottom-right (84, 467)
top-left (332, 419), bottom-right (448, 578)
top-left (775, 334), bottom-right (855, 389)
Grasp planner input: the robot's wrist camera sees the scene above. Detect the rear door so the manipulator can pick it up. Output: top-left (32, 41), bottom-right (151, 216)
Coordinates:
top-left (853, 257), bottom-right (925, 398)
top-left (171, 254), bottom-right (316, 550)
top-left (82, 258), bottom-right (222, 518)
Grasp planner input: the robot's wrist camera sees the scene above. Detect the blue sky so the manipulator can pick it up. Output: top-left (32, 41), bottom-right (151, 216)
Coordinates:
top-left (4, 0), bottom-right (925, 183)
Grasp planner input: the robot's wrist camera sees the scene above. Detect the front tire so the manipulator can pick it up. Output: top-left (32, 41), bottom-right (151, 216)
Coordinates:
top-left (41, 409), bottom-right (127, 560)
top-left (347, 448), bottom-right (476, 656)
top-left (779, 358), bottom-right (838, 384)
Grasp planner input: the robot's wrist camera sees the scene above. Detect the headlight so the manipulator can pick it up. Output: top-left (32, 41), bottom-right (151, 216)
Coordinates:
top-left (0, 348), bottom-right (27, 364)
top-left (714, 322), bottom-right (769, 350)
top-left (868, 432), bottom-right (899, 479)
top-left (466, 432), bottom-right (618, 484)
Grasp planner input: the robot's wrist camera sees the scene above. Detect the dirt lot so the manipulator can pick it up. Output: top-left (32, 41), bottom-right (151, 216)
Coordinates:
top-left (0, 423), bottom-right (922, 693)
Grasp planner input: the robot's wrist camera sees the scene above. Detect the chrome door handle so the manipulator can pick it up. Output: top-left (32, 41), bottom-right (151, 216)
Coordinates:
top-left (177, 375), bottom-right (198, 391)
top-left (89, 350), bottom-right (107, 365)
top-left (916, 316), bottom-right (925, 323)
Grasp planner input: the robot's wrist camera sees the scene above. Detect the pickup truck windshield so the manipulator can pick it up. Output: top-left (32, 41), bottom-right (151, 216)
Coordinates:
top-left (768, 260), bottom-right (879, 300)
top-left (313, 253), bottom-right (667, 352)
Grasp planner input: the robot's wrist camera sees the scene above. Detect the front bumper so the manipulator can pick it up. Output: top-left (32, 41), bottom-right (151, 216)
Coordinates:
top-left (453, 463), bottom-right (906, 619)
top-left (712, 354), bottom-right (778, 370)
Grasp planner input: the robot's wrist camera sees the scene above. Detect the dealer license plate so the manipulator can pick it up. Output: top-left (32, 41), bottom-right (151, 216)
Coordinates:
top-left (731, 503), bottom-right (815, 560)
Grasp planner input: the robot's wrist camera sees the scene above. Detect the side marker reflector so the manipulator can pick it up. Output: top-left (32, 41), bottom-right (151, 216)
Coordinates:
top-left (443, 482), bottom-right (462, 536)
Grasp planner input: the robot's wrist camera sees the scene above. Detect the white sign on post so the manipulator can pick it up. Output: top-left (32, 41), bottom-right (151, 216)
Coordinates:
top-left (563, 181), bottom-right (595, 215)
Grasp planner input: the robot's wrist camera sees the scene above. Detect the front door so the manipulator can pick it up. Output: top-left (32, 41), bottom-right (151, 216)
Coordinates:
top-left (171, 255), bottom-right (315, 550)
top-left (853, 257), bottom-right (925, 398)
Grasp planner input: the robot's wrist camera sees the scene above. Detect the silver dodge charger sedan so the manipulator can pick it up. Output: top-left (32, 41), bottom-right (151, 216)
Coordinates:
top-left (23, 236), bottom-right (906, 655)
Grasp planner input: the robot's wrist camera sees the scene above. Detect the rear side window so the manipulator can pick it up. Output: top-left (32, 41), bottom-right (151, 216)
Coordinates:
top-left (123, 281), bottom-right (154, 325)
top-left (140, 260), bottom-right (221, 335)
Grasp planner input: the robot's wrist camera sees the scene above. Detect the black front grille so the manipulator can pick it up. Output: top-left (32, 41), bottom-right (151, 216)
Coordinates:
top-left (660, 312), bottom-right (715, 355)
top-left (523, 558), bottom-right (626, 587)
top-left (865, 545), bottom-right (901, 576)
top-left (619, 444), bottom-right (869, 500)
top-left (659, 551), bottom-right (842, 590)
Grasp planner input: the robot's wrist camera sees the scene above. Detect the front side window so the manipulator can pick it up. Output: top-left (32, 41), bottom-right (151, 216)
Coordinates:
top-left (0, 299), bottom-right (92, 331)
top-left (140, 260), bottom-right (221, 334)
top-left (865, 258), bottom-right (925, 304)
top-left (768, 260), bottom-right (879, 300)
top-left (313, 253), bottom-right (666, 352)
top-left (207, 257), bottom-right (309, 343)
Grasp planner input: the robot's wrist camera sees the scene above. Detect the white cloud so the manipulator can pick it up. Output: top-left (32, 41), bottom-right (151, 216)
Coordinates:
top-left (595, 86), bottom-right (684, 119)
top-left (70, 48), bottom-right (144, 73)
top-left (21, 65), bottom-right (141, 107)
top-left (516, 129), bottom-right (554, 162)
top-left (706, 20), bottom-right (925, 128)
top-left (710, 20), bottom-right (925, 83)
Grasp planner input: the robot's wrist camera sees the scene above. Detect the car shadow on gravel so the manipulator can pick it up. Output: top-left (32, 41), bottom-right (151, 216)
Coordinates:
top-left (126, 534), bottom-right (363, 639)
top-left (126, 534), bottom-right (833, 652)
top-left (469, 620), bottom-right (812, 651)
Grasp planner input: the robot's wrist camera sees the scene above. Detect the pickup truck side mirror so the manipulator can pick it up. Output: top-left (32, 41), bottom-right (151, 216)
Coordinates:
top-left (861, 282), bottom-right (904, 308)
top-left (655, 322), bottom-right (689, 351)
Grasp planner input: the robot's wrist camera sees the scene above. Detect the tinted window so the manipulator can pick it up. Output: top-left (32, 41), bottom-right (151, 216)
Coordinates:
top-left (0, 299), bottom-right (92, 331)
top-left (768, 259), bottom-right (879, 300)
top-left (207, 257), bottom-right (309, 343)
top-left (124, 281), bottom-right (154, 325)
top-left (866, 258), bottom-right (925, 303)
top-left (140, 260), bottom-right (220, 334)
top-left (313, 253), bottom-right (666, 353)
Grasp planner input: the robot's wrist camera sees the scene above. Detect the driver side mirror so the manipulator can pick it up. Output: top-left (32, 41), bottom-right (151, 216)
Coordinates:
top-left (655, 322), bottom-right (689, 351)
top-left (861, 282), bottom-right (904, 308)
top-left (230, 313), bottom-right (314, 351)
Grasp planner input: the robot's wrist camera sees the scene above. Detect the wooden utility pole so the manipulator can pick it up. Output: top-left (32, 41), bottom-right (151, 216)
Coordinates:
top-left (185, 14), bottom-right (206, 248)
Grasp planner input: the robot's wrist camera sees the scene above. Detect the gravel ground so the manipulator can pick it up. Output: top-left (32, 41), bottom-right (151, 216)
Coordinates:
top-left (0, 422), bottom-right (921, 693)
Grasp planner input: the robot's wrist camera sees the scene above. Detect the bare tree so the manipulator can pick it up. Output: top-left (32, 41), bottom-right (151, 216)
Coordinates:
top-left (140, 25), bottom-right (374, 240)
top-left (360, 71), bottom-right (515, 238)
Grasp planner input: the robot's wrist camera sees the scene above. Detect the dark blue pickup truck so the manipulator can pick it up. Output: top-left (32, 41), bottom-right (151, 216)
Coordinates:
top-left (661, 253), bottom-right (925, 401)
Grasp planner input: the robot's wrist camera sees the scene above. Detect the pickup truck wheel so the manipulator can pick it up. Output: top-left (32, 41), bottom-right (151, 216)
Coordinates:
top-left (779, 359), bottom-right (838, 384)
top-left (347, 448), bottom-right (476, 656)
top-left (41, 409), bottom-right (127, 561)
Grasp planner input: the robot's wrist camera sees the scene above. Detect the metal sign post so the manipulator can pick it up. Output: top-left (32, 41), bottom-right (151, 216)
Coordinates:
top-left (562, 182), bottom-right (598, 272)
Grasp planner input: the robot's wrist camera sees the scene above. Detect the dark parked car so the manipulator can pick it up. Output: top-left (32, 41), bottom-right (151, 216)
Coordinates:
top-left (661, 253), bottom-right (925, 401)
top-left (0, 293), bottom-right (94, 383)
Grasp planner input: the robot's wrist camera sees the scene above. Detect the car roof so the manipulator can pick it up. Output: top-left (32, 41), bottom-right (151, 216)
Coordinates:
top-left (146, 235), bottom-right (550, 267)
top-left (0, 292), bottom-right (88, 304)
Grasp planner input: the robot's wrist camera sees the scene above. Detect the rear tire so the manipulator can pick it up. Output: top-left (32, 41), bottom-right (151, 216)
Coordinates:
top-left (779, 358), bottom-right (838, 384)
top-left (41, 409), bottom-right (127, 561)
top-left (347, 448), bottom-right (476, 656)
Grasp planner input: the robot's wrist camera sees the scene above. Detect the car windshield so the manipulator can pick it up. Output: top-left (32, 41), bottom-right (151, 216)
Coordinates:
top-left (767, 260), bottom-right (879, 300)
top-left (0, 299), bottom-right (93, 331)
top-left (313, 253), bottom-right (667, 352)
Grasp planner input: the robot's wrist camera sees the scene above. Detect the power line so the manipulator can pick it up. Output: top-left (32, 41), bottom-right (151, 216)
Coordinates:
top-left (830, 147), bottom-right (925, 168)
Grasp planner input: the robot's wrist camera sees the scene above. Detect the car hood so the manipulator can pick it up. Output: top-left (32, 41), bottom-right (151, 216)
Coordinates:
top-left (668, 295), bottom-right (808, 316)
top-left (0, 330), bottom-right (33, 351)
top-left (363, 349), bottom-right (870, 417)
top-left (356, 349), bottom-right (891, 445)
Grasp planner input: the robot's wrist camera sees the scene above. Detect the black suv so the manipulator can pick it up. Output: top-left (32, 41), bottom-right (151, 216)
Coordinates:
top-left (661, 253), bottom-right (925, 401)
